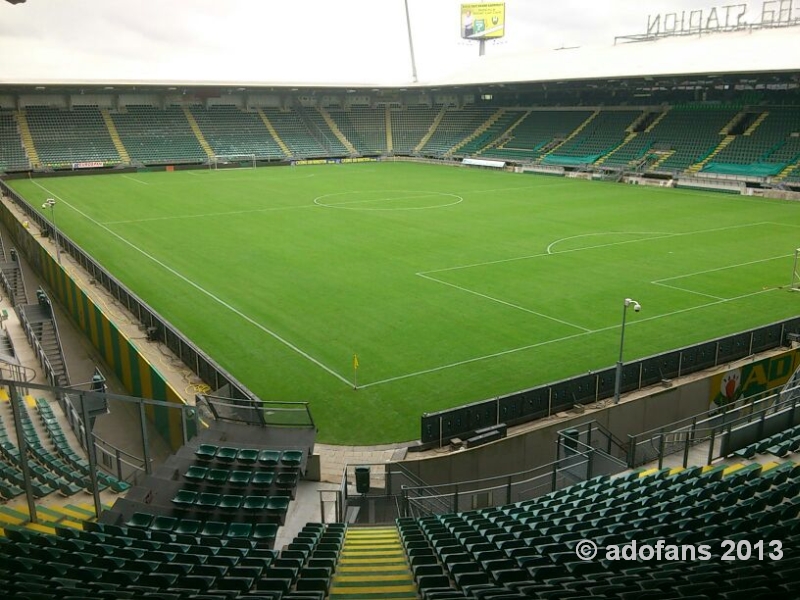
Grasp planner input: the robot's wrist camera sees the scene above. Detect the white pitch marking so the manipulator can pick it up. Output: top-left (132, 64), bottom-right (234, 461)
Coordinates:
top-left (29, 180), bottom-right (353, 387)
top-left (359, 287), bottom-right (779, 389)
top-left (423, 221), bottom-right (774, 275)
top-left (313, 190), bottom-right (463, 211)
top-left (546, 231), bottom-right (675, 255)
top-left (121, 175), bottom-right (149, 186)
top-left (416, 272), bottom-right (592, 332)
top-left (651, 281), bottom-right (725, 301)
top-left (103, 203), bottom-right (317, 225)
top-left (652, 253), bottom-right (793, 284)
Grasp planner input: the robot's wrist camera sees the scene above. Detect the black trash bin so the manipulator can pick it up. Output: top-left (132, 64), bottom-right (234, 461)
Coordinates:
top-left (355, 466), bottom-right (370, 494)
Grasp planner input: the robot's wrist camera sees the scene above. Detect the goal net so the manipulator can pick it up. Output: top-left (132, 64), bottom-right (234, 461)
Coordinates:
top-left (209, 154), bottom-right (257, 170)
top-left (792, 248), bottom-right (800, 291)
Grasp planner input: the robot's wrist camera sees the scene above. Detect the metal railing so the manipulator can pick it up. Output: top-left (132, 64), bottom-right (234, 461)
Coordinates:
top-left (0, 178), bottom-right (261, 406)
top-left (421, 317), bottom-right (800, 446)
top-left (627, 378), bottom-right (800, 468)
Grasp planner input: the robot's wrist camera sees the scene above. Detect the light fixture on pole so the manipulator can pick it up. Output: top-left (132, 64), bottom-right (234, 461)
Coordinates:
top-left (614, 297), bottom-right (641, 404)
top-left (42, 198), bottom-right (61, 264)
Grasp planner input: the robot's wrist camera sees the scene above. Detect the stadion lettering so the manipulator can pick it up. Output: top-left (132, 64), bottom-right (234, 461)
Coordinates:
top-left (645, 1), bottom-right (798, 37)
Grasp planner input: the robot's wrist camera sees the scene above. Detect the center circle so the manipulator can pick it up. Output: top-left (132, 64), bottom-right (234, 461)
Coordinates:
top-left (313, 190), bottom-right (463, 211)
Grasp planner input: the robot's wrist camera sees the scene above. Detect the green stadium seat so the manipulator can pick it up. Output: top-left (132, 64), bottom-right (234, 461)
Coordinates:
top-left (184, 465), bottom-right (208, 482)
top-left (171, 489), bottom-right (198, 508)
top-left (229, 470), bottom-right (252, 486)
top-left (195, 444), bottom-right (218, 461)
top-left (258, 449), bottom-right (282, 466)
top-left (236, 448), bottom-right (259, 464)
top-left (252, 471), bottom-right (275, 487)
top-left (215, 446), bottom-right (238, 462)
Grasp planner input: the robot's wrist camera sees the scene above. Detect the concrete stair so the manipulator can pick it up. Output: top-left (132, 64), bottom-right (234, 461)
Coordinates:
top-left (15, 110), bottom-right (40, 169)
top-left (256, 108), bottom-right (292, 157)
top-left (687, 135), bottom-right (736, 173)
top-left (330, 527), bottom-right (416, 600)
top-left (413, 105), bottom-right (448, 154)
top-left (385, 106), bottom-right (393, 154)
top-left (538, 109), bottom-right (600, 161)
top-left (318, 107), bottom-right (358, 156)
top-left (100, 108), bottom-right (130, 164)
top-left (446, 108), bottom-right (506, 156)
top-left (182, 106), bottom-right (214, 160)
top-left (595, 132), bottom-right (638, 165)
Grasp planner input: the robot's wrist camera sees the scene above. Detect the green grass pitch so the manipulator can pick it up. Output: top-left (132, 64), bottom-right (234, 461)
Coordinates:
top-left (9, 162), bottom-right (800, 444)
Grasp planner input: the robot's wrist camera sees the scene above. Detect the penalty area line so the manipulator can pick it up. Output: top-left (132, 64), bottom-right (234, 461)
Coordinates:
top-left (360, 286), bottom-right (781, 389)
top-left (28, 179), bottom-right (353, 388)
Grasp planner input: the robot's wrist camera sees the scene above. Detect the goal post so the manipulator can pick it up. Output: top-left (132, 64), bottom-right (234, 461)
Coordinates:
top-left (792, 248), bottom-right (800, 291)
top-left (209, 154), bottom-right (257, 170)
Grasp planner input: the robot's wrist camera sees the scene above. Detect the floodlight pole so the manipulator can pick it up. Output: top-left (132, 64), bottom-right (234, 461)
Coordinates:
top-left (42, 198), bottom-right (61, 264)
top-left (614, 298), bottom-right (641, 404)
top-left (403, 0), bottom-right (418, 83)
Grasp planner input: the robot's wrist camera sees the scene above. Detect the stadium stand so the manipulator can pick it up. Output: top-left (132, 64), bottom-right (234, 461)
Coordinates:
top-left (111, 105), bottom-right (207, 165)
top-left (454, 109), bottom-right (527, 157)
top-left (482, 109), bottom-right (595, 162)
top-left (0, 109), bottom-right (29, 173)
top-left (326, 106), bottom-right (387, 156)
top-left (419, 106), bottom-right (496, 157)
top-left (296, 106), bottom-right (351, 157)
top-left (24, 106), bottom-right (121, 169)
top-left (642, 105), bottom-right (741, 172)
top-left (2, 455), bottom-right (799, 597)
top-left (188, 105), bottom-right (286, 160)
top-left (390, 105), bottom-right (440, 155)
top-left (701, 107), bottom-right (800, 177)
top-left (542, 109), bottom-right (642, 165)
top-left (260, 107), bottom-right (327, 158)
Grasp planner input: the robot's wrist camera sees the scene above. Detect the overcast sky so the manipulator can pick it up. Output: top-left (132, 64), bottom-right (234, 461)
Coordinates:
top-left (0, 0), bottom-right (786, 85)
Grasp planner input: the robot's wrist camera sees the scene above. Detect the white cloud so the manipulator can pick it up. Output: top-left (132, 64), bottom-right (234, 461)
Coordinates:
top-left (0, 0), bottom-right (786, 85)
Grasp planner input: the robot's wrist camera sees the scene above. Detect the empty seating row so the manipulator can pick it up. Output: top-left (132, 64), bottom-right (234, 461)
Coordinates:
top-left (390, 105), bottom-right (440, 155)
top-left (171, 490), bottom-right (291, 524)
top-left (184, 464), bottom-right (298, 491)
top-left (33, 398), bottom-right (130, 493)
top-left (111, 105), bottom-right (206, 165)
top-left (0, 109), bottom-right (29, 172)
top-left (194, 444), bottom-right (303, 469)
top-left (0, 520), bottom-right (345, 599)
top-left (25, 106), bottom-right (121, 168)
top-left (398, 461), bottom-right (800, 599)
top-left (189, 105), bottom-right (286, 160)
top-left (734, 423), bottom-right (800, 459)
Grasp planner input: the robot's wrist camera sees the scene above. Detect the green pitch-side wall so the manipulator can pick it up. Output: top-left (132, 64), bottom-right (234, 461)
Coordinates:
top-left (0, 202), bottom-right (194, 451)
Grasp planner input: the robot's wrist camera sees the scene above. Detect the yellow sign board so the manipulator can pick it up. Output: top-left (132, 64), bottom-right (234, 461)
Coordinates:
top-left (461, 3), bottom-right (506, 40)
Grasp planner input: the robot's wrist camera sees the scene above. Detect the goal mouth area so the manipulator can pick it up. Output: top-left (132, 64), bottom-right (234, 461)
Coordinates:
top-left (209, 154), bottom-right (257, 169)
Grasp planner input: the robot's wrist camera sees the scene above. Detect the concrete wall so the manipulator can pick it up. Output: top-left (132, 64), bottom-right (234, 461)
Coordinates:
top-left (0, 196), bottom-right (193, 451)
top-left (400, 378), bottom-right (710, 487)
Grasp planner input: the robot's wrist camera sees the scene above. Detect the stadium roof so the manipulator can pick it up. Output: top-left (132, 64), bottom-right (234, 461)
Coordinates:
top-left (437, 26), bottom-right (800, 88)
top-left (0, 0), bottom-right (797, 91)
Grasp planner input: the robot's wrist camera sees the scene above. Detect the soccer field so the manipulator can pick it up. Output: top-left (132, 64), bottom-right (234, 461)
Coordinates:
top-left (8, 162), bottom-right (800, 444)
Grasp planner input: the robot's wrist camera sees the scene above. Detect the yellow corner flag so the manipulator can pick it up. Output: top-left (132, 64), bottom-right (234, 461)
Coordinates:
top-left (353, 354), bottom-right (359, 390)
top-left (353, 354), bottom-right (359, 370)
